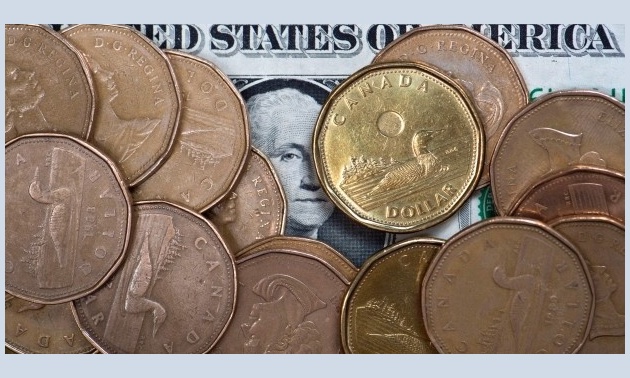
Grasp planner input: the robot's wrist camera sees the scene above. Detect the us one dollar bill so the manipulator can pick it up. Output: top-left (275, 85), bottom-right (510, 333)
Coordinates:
top-left (51, 23), bottom-right (625, 267)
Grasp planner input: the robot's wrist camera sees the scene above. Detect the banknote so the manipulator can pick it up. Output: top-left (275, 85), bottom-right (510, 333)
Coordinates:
top-left (51, 23), bottom-right (625, 267)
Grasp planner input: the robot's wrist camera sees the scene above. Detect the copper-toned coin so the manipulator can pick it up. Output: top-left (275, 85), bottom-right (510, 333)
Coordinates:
top-left (5, 293), bottom-right (95, 354)
top-left (5, 134), bottom-right (131, 304)
top-left (212, 236), bottom-right (356, 353)
top-left (422, 217), bottom-right (594, 353)
top-left (5, 24), bottom-right (95, 142)
top-left (71, 201), bottom-right (236, 354)
top-left (341, 237), bottom-right (443, 354)
top-left (510, 166), bottom-right (624, 223)
top-left (204, 148), bottom-right (286, 254)
top-left (549, 216), bottom-right (624, 354)
top-left (61, 24), bottom-right (181, 187)
top-left (314, 62), bottom-right (484, 233)
top-left (235, 236), bottom-right (359, 276)
top-left (132, 50), bottom-right (249, 209)
top-left (374, 24), bottom-right (528, 189)
top-left (491, 90), bottom-right (625, 216)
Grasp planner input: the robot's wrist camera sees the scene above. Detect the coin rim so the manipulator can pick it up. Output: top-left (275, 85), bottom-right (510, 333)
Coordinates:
top-left (507, 164), bottom-right (625, 216)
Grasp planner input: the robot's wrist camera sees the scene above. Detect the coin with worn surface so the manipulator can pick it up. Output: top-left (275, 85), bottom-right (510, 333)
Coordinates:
top-left (212, 236), bottom-right (355, 353)
top-left (204, 148), bottom-right (286, 254)
top-left (422, 217), bottom-right (594, 353)
top-left (510, 166), bottom-right (625, 223)
top-left (5, 134), bottom-right (131, 304)
top-left (314, 62), bottom-right (484, 233)
top-left (62, 24), bottom-right (181, 187)
top-left (72, 201), bottom-right (236, 353)
top-left (5, 24), bottom-right (95, 142)
top-left (549, 216), bottom-right (624, 354)
top-left (5, 293), bottom-right (95, 354)
top-left (374, 24), bottom-right (528, 189)
top-left (491, 90), bottom-right (625, 216)
top-left (341, 237), bottom-right (442, 354)
top-left (235, 236), bottom-right (358, 276)
top-left (132, 50), bottom-right (249, 210)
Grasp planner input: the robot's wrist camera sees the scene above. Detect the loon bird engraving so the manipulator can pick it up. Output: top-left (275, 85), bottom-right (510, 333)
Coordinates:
top-left (368, 129), bottom-right (448, 196)
top-left (28, 167), bottom-right (73, 267)
top-left (125, 231), bottom-right (166, 338)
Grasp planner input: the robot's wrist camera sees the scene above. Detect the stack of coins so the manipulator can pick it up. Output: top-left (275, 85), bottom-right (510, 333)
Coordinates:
top-left (5, 23), bottom-right (624, 355)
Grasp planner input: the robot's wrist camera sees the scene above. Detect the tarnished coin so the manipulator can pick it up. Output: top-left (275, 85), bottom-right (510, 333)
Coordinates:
top-left (205, 148), bottom-right (286, 254)
top-left (133, 50), bottom-right (249, 210)
top-left (72, 201), bottom-right (236, 354)
top-left (510, 166), bottom-right (625, 224)
top-left (5, 24), bottom-right (95, 142)
top-left (491, 90), bottom-right (624, 216)
top-left (422, 217), bottom-right (594, 353)
top-left (549, 216), bottom-right (624, 354)
top-left (235, 236), bottom-right (358, 276)
top-left (341, 237), bottom-right (443, 354)
top-left (62, 24), bottom-right (181, 187)
top-left (5, 293), bottom-right (95, 354)
top-left (212, 236), bottom-right (356, 353)
top-left (374, 24), bottom-right (528, 189)
top-left (5, 134), bottom-right (131, 304)
top-left (314, 62), bottom-right (484, 233)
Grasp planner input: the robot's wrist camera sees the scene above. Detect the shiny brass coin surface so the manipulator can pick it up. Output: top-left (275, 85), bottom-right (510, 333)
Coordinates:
top-left (422, 217), bottom-right (594, 353)
top-left (341, 237), bottom-right (443, 354)
top-left (491, 90), bottom-right (625, 216)
top-left (62, 24), bottom-right (181, 187)
top-left (5, 134), bottom-right (131, 304)
top-left (212, 236), bottom-right (355, 353)
top-left (5, 24), bottom-right (95, 142)
top-left (510, 166), bottom-right (624, 224)
top-left (373, 24), bottom-right (528, 189)
top-left (132, 50), bottom-right (249, 210)
top-left (72, 201), bottom-right (237, 354)
top-left (5, 293), bottom-right (95, 354)
top-left (314, 62), bottom-right (484, 233)
top-left (205, 148), bottom-right (286, 254)
top-left (549, 216), bottom-right (624, 354)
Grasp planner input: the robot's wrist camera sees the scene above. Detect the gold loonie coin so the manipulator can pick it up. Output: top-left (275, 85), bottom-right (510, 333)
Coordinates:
top-left (490, 90), bottom-right (625, 216)
top-left (314, 62), bottom-right (484, 233)
top-left (72, 201), bottom-right (237, 354)
top-left (5, 134), bottom-right (131, 304)
top-left (204, 148), bottom-right (286, 254)
top-left (373, 24), bottom-right (529, 189)
top-left (62, 24), bottom-right (181, 187)
top-left (341, 237), bottom-right (443, 354)
top-left (5, 24), bottom-right (95, 142)
top-left (549, 216), bottom-right (625, 354)
top-left (5, 293), bottom-right (95, 354)
top-left (422, 217), bottom-right (594, 353)
top-left (132, 50), bottom-right (249, 210)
